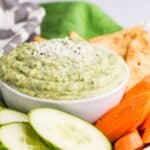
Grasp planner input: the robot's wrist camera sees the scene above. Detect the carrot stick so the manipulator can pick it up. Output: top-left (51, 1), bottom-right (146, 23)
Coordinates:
top-left (142, 127), bottom-right (150, 144)
top-left (96, 93), bottom-right (150, 142)
top-left (123, 75), bottom-right (150, 102)
top-left (32, 36), bottom-right (47, 42)
top-left (114, 130), bottom-right (143, 150)
top-left (140, 112), bottom-right (150, 131)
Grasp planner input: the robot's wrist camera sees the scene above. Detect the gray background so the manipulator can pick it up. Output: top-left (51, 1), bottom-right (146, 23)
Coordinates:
top-left (34, 0), bottom-right (150, 27)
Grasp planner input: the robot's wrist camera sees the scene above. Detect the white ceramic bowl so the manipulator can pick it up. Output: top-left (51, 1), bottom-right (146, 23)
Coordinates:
top-left (0, 60), bottom-right (129, 123)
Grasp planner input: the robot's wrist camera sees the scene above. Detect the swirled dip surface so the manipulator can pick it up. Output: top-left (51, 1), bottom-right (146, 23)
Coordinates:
top-left (0, 39), bottom-right (127, 100)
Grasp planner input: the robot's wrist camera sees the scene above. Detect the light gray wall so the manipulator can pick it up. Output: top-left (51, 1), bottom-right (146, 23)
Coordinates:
top-left (34, 0), bottom-right (150, 27)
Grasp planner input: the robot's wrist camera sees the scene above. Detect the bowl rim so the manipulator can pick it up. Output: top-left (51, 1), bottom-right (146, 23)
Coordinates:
top-left (0, 61), bottom-right (129, 104)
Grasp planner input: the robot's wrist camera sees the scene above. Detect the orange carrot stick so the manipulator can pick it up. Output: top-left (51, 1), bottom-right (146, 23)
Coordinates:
top-left (114, 130), bottom-right (143, 150)
top-left (123, 75), bottom-right (150, 102)
top-left (140, 112), bottom-right (150, 131)
top-left (96, 93), bottom-right (150, 142)
top-left (142, 127), bottom-right (150, 144)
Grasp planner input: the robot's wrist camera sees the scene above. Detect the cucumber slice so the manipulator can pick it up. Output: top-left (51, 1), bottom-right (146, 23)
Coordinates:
top-left (0, 107), bottom-right (4, 110)
top-left (0, 122), bottom-right (51, 150)
top-left (0, 109), bottom-right (28, 125)
top-left (29, 108), bottom-right (112, 150)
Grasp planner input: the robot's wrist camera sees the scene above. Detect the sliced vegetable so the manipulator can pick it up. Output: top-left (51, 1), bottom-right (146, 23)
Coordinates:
top-left (123, 75), bottom-right (150, 102)
top-left (0, 109), bottom-right (28, 125)
top-left (96, 93), bottom-right (150, 142)
top-left (140, 112), bottom-right (150, 131)
top-left (29, 108), bottom-right (112, 150)
top-left (142, 127), bottom-right (150, 144)
top-left (114, 130), bottom-right (143, 150)
top-left (0, 106), bottom-right (3, 111)
top-left (0, 99), bottom-right (5, 107)
top-left (0, 122), bottom-right (50, 150)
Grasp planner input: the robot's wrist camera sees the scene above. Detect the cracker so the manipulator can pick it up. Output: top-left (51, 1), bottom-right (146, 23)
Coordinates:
top-left (89, 26), bottom-right (144, 57)
top-left (126, 32), bottom-right (150, 89)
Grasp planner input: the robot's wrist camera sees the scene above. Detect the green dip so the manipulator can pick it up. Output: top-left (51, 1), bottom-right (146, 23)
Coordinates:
top-left (0, 39), bottom-right (126, 100)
